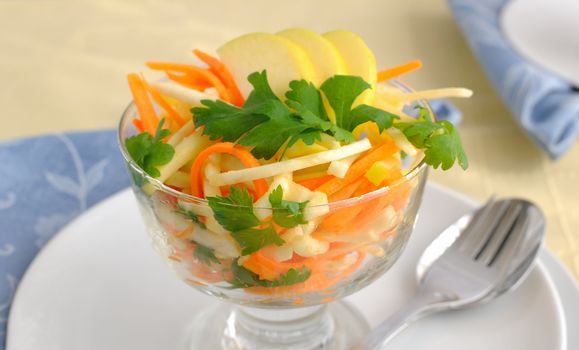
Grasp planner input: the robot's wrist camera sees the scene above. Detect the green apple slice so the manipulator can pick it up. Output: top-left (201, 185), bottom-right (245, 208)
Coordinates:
top-left (217, 32), bottom-right (317, 98)
top-left (277, 28), bottom-right (347, 85)
top-left (323, 30), bottom-right (377, 104)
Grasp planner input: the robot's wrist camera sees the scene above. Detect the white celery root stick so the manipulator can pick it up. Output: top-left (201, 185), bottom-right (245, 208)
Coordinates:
top-left (209, 139), bottom-right (372, 187)
top-left (396, 88), bottom-right (473, 102)
top-left (152, 81), bottom-right (217, 106)
top-left (157, 129), bottom-right (211, 182)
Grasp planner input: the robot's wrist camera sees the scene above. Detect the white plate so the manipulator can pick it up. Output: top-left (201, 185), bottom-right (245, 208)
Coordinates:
top-left (7, 184), bottom-right (570, 350)
top-left (502, 0), bottom-right (579, 86)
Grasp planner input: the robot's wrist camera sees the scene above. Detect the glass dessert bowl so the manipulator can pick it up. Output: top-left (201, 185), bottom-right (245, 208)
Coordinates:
top-left (116, 27), bottom-right (471, 350)
top-left (118, 95), bottom-right (429, 350)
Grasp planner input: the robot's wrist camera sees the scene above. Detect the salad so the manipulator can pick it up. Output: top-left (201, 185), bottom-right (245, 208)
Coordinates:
top-left (121, 29), bottom-right (471, 300)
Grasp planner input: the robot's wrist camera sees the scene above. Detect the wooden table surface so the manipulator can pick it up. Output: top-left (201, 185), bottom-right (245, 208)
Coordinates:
top-left (1, 0), bottom-right (578, 280)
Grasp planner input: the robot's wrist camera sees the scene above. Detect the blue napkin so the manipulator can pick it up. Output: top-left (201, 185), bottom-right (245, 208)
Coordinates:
top-left (448, 0), bottom-right (579, 159)
top-left (0, 100), bottom-right (460, 347)
top-left (0, 131), bottom-right (129, 347)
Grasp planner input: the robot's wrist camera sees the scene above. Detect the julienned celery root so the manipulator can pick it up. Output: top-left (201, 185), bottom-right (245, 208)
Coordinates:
top-left (209, 139), bottom-right (372, 187)
top-left (168, 120), bottom-right (195, 146)
top-left (157, 129), bottom-right (211, 182)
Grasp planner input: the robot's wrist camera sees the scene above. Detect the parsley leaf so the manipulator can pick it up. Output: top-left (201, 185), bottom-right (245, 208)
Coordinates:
top-left (319, 75), bottom-right (399, 137)
top-left (319, 75), bottom-right (370, 130)
top-left (349, 104), bottom-right (398, 132)
top-left (394, 107), bottom-right (468, 170)
top-left (232, 226), bottom-right (285, 255)
top-left (192, 71), bottom-right (355, 160)
top-left (191, 71), bottom-right (468, 171)
top-left (229, 261), bottom-right (311, 288)
top-left (285, 80), bottom-right (328, 121)
top-left (268, 185), bottom-right (308, 228)
top-left (269, 267), bottom-right (312, 287)
top-left (194, 244), bottom-right (220, 265)
top-left (286, 79), bottom-right (354, 144)
top-left (125, 119), bottom-right (175, 178)
top-left (175, 205), bottom-right (207, 229)
top-left (206, 187), bottom-right (260, 232)
top-left (207, 187), bottom-right (286, 255)
top-left (238, 100), bottom-right (310, 159)
top-left (229, 261), bottom-right (263, 288)
top-left (192, 100), bottom-right (267, 142)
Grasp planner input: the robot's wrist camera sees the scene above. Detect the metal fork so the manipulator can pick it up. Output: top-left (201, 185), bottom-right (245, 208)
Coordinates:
top-left (354, 198), bottom-right (545, 349)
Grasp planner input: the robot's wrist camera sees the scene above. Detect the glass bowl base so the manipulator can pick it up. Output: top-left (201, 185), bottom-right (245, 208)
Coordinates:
top-left (186, 301), bottom-right (370, 350)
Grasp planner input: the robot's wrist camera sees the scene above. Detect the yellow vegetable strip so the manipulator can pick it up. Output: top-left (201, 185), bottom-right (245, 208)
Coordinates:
top-left (152, 81), bottom-right (217, 106)
top-left (395, 88), bottom-right (473, 102)
top-left (208, 139), bottom-right (371, 187)
top-left (168, 120), bottom-right (195, 146)
top-left (157, 129), bottom-right (211, 182)
top-left (385, 128), bottom-right (417, 156)
top-left (327, 154), bottom-right (361, 178)
top-left (165, 170), bottom-right (191, 189)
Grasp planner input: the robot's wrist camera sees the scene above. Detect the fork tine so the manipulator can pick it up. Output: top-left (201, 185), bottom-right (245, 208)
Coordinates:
top-left (458, 199), bottom-right (510, 257)
top-left (453, 196), bottom-right (495, 245)
top-left (476, 202), bottom-right (523, 265)
top-left (491, 202), bottom-right (544, 269)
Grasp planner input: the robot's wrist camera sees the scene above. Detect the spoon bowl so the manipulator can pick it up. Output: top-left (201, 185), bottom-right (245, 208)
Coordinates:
top-left (417, 198), bottom-right (545, 303)
top-left (355, 198), bottom-right (545, 349)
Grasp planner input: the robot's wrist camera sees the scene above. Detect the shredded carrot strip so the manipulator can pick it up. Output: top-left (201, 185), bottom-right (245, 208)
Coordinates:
top-left (166, 72), bottom-right (212, 91)
top-left (245, 251), bottom-right (366, 295)
top-left (132, 118), bottom-right (144, 132)
top-left (327, 178), bottom-right (363, 202)
top-left (193, 49), bottom-right (245, 107)
top-left (168, 254), bottom-right (182, 262)
top-left (296, 175), bottom-right (334, 190)
top-left (316, 141), bottom-right (399, 196)
top-left (127, 73), bottom-right (159, 135)
top-left (189, 142), bottom-right (268, 199)
top-left (377, 59), bottom-right (422, 82)
top-left (146, 62), bottom-right (232, 102)
top-left (321, 179), bottom-right (376, 232)
top-left (141, 76), bottom-right (187, 128)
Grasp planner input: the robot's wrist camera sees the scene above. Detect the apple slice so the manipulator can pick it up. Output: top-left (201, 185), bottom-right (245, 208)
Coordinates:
top-left (217, 32), bottom-right (317, 98)
top-left (277, 28), bottom-right (347, 85)
top-left (323, 30), bottom-right (377, 104)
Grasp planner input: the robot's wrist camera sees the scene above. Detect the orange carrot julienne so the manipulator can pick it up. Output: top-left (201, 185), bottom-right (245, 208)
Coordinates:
top-left (146, 62), bottom-right (232, 102)
top-left (140, 76), bottom-right (187, 128)
top-left (327, 178), bottom-right (363, 202)
top-left (132, 118), bottom-right (144, 132)
top-left (296, 175), bottom-right (335, 190)
top-left (321, 179), bottom-right (376, 231)
top-left (127, 73), bottom-right (159, 135)
top-left (377, 59), bottom-right (422, 82)
top-left (189, 142), bottom-right (268, 199)
top-left (245, 251), bottom-right (366, 295)
top-left (193, 49), bottom-right (245, 107)
top-left (166, 72), bottom-right (212, 91)
top-left (316, 141), bottom-right (399, 196)
top-left (141, 77), bottom-right (185, 127)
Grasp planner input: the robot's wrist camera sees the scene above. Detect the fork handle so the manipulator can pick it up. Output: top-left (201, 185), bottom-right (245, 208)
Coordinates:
top-left (353, 290), bottom-right (445, 350)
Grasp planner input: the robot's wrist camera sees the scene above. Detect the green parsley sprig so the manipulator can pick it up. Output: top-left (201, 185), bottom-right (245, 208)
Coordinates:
top-left (206, 186), bottom-right (308, 255)
top-left (124, 119), bottom-right (175, 177)
top-left (193, 244), bottom-right (220, 265)
top-left (175, 205), bottom-right (207, 229)
top-left (393, 107), bottom-right (469, 170)
top-left (192, 71), bottom-right (468, 170)
top-left (229, 261), bottom-right (311, 289)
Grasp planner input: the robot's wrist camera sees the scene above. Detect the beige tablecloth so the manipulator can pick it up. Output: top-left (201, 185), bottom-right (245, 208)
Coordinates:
top-left (1, 0), bottom-right (578, 280)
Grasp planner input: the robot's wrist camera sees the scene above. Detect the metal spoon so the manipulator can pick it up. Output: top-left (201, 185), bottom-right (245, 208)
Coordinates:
top-left (354, 198), bottom-right (545, 350)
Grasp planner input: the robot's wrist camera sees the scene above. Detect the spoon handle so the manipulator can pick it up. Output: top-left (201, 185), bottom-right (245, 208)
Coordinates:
top-left (353, 290), bottom-right (442, 350)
